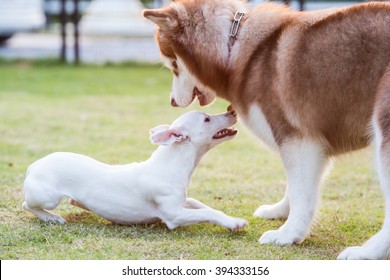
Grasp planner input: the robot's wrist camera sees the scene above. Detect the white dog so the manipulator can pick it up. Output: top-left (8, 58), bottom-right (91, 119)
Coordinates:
top-left (22, 110), bottom-right (248, 230)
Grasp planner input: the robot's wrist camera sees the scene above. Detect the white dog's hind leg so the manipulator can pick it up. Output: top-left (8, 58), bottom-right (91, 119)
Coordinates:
top-left (22, 202), bottom-right (66, 224)
top-left (254, 186), bottom-right (290, 219)
top-left (259, 138), bottom-right (328, 245)
top-left (23, 178), bottom-right (66, 224)
top-left (338, 120), bottom-right (390, 260)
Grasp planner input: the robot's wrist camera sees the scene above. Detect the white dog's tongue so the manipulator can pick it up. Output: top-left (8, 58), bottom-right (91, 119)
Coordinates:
top-left (213, 128), bottom-right (238, 139)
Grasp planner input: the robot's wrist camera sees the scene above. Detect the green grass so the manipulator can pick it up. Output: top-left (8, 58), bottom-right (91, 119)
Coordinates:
top-left (0, 59), bottom-right (384, 259)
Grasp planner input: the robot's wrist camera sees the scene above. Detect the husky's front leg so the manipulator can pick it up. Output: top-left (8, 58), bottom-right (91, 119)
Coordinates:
top-left (259, 138), bottom-right (328, 245)
top-left (254, 185), bottom-right (290, 219)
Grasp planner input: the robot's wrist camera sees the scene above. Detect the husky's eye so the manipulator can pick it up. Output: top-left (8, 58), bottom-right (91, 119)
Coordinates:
top-left (171, 61), bottom-right (179, 76)
top-left (204, 116), bottom-right (211, 122)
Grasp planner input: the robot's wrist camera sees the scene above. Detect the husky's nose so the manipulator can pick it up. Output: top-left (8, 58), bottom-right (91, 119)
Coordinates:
top-left (228, 110), bottom-right (237, 117)
top-left (171, 98), bottom-right (178, 107)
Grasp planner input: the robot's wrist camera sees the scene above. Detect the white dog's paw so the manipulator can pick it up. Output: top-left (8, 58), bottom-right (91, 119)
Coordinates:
top-left (254, 204), bottom-right (289, 220)
top-left (259, 228), bottom-right (303, 246)
top-left (337, 246), bottom-right (383, 260)
top-left (226, 217), bottom-right (248, 231)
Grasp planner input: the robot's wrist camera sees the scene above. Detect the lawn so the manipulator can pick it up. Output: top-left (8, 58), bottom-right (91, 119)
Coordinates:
top-left (0, 60), bottom-right (384, 259)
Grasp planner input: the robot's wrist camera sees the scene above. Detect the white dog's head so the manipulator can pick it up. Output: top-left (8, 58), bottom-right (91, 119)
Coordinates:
top-left (150, 110), bottom-right (238, 149)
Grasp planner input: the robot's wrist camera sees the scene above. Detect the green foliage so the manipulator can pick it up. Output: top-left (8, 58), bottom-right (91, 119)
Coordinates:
top-left (140, 0), bottom-right (154, 5)
top-left (0, 60), bottom-right (383, 259)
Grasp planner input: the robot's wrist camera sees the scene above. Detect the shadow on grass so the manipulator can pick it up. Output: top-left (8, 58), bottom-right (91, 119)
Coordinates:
top-left (58, 211), bottom-right (249, 240)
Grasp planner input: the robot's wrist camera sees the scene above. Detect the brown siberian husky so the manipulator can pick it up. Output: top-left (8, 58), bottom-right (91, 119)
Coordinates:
top-left (144, 0), bottom-right (390, 259)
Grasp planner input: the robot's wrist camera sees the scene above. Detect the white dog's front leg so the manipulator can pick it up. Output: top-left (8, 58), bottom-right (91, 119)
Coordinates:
top-left (157, 197), bottom-right (247, 230)
top-left (259, 139), bottom-right (328, 245)
top-left (185, 198), bottom-right (218, 210)
top-left (163, 208), bottom-right (248, 230)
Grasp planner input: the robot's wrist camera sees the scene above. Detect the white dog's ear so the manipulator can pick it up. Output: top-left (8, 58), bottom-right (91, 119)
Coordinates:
top-left (143, 8), bottom-right (178, 30)
top-left (149, 124), bottom-right (170, 135)
top-left (150, 125), bottom-right (188, 146)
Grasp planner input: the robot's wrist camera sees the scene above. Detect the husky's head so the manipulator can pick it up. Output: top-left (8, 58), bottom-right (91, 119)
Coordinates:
top-left (144, 0), bottom-right (246, 107)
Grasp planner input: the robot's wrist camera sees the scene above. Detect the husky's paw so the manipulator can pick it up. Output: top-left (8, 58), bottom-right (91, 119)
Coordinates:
top-left (254, 204), bottom-right (289, 220)
top-left (259, 228), bottom-right (304, 246)
top-left (337, 246), bottom-right (384, 260)
top-left (338, 231), bottom-right (390, 260)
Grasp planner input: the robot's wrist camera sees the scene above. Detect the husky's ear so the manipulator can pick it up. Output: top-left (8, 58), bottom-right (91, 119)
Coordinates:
top-left (143, 8), bottom-right (178, 30)
top-left (150, 125), bottom-right (188, 146)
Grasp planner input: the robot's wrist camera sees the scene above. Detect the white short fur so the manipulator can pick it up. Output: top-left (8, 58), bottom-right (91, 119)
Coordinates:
top-left (241, 104), bottom-right (279, 151)
top-left (22, 111), bottom-right (248, 230)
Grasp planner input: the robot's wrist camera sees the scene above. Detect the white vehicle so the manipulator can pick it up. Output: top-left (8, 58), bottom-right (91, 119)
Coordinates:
top-left (0, 0), bottom-right (45, 43)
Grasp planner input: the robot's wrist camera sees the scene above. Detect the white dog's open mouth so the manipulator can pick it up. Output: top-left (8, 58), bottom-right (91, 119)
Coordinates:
top-left (212, 128), bottom-right (238, 139)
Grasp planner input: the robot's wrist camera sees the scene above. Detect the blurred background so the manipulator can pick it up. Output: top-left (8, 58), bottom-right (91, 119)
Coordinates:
top-left (0, 0), bottom-right (367, 65)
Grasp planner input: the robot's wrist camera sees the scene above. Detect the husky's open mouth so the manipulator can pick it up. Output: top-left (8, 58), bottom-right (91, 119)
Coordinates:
top-left (193, 87), bottom-right (208, 106)
top-left (212, 128), bottom-right (238, 139)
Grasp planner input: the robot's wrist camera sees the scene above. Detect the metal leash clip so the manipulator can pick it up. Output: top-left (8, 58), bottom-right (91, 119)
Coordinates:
top-left (229, 12), bottom-right (245, 38)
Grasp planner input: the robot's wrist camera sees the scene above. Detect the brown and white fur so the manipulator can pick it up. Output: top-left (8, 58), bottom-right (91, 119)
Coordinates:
top-left (143, 0), bottom-right (390, 259)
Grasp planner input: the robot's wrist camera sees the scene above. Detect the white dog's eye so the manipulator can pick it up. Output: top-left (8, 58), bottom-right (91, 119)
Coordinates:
top-left (204, 116), bottom-right (211, 122)
top-left (172, 60), bottom-right (178, 69)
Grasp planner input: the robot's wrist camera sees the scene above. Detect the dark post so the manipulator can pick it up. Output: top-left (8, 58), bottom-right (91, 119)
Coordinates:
top-left (298, 0), bottom-right (305, 11)
top-left (73, 0), bottom-right (80, 65)
top-left (60, 0), bottom-right (67, 62)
